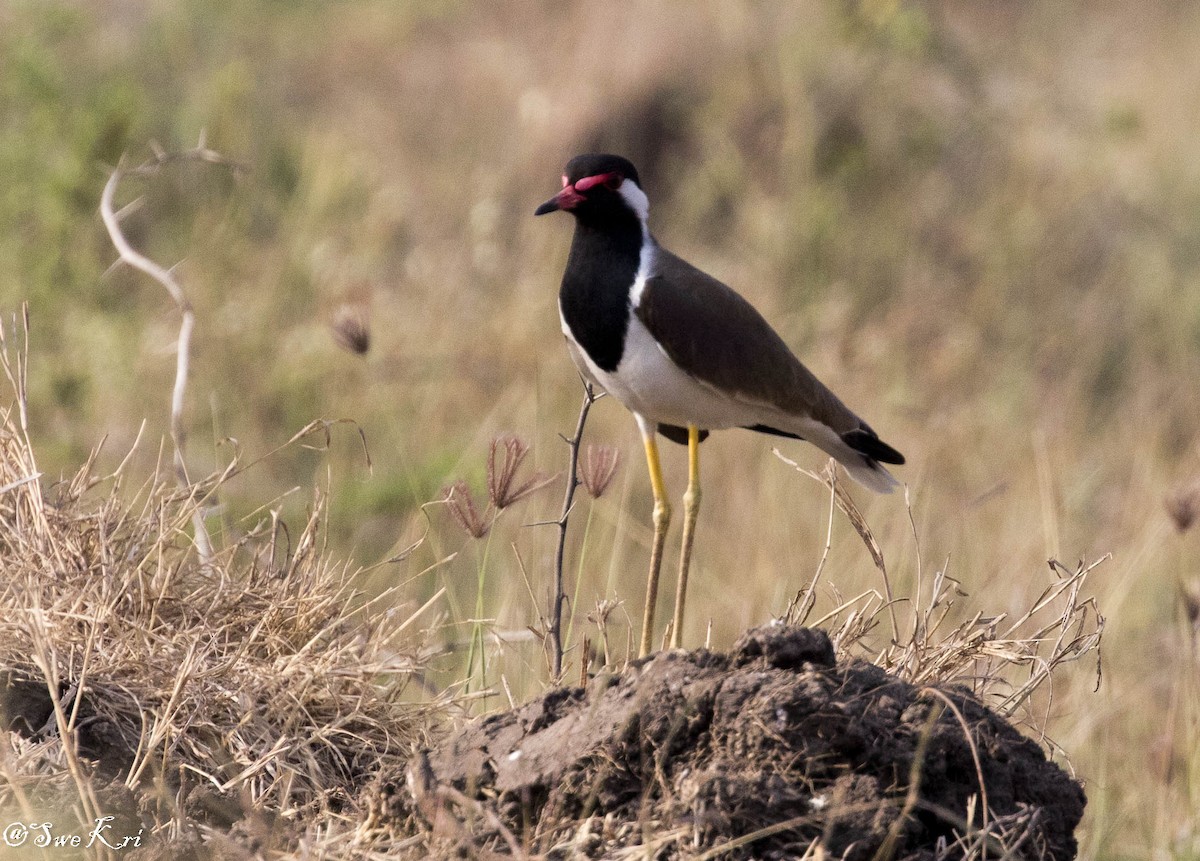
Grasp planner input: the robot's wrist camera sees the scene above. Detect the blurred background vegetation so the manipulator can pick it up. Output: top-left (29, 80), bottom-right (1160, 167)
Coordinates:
top-left (3, 0), bottom-right (1200, 855)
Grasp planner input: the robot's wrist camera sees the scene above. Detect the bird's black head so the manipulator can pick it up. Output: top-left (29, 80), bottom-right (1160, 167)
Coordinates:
top-left (534, 154), bottom-right (647, 224)
top-left (563, 154), bottom-right (640, 189)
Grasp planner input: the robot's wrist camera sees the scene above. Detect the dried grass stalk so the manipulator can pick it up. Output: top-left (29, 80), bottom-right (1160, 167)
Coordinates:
top-left (777, 451), bottom-right (1105, 723)
top-left (0, 321), bottom-right (442, 859)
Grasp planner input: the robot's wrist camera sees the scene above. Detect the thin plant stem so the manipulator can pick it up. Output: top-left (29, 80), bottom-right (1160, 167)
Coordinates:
top-left (466, 518), bottom-right (498, 690)
top-left (548, 380), bottom-right (597, 681)
top-left (563, 500), bottom-right (597, 666)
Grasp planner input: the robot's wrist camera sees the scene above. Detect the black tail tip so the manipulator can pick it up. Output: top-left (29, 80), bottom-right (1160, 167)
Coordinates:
top-left (842, 428), bottom-right (905, 465)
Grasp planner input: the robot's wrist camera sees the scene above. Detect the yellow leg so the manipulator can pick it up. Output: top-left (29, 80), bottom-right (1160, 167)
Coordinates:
top-left (639, 429), bottom-right (671, 657)
top-left (670, 426), bottom-right (701, 649)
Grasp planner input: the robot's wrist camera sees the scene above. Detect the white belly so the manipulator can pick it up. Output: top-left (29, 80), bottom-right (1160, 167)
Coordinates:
top-left (561, 310), bottom-right (776, 431)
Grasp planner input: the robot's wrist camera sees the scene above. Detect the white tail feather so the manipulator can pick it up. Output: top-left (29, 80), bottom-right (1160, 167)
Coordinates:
top-left (790, 416), bottom-right (899, 494)
top-left (841, 457), bottom-right (899, 494)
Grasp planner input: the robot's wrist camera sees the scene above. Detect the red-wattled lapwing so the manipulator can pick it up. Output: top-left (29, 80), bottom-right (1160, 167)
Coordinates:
top-left (535, 153), bottom-right (904, 655)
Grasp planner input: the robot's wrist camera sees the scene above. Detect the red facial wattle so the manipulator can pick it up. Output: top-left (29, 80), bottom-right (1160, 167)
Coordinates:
top-left (573, 171), bottom-right (622, 192)
top-left (534, 172), bottom-right (623, 215)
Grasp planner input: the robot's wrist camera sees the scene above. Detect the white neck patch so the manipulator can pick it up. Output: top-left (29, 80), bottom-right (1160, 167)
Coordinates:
top-left (618, 179), bottom-right (650, 223)
top-left (629, 236), bottom-right (657, 308)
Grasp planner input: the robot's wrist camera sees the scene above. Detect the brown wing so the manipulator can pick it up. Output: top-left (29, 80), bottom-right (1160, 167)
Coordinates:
top-left (634, 247), bottom-right (862, 435)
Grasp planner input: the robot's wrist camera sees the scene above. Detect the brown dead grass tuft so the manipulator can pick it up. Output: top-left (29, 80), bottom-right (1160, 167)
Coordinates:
top-left (0, 314), bottom-right (443, 858)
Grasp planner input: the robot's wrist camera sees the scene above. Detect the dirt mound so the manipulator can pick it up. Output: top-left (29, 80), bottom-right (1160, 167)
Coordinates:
top-left (422, 625), bottom-right (1084, 859)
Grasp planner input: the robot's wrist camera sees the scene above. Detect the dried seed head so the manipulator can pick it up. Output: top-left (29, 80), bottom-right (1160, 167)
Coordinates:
top-left (487, 435), bottom-right (529, 507)
top-left (1182, 581), bottom-right (1200, 632)
top-left (580, 445), bottom-right (621, 499)
top-left (442, 480), bottom-right (491, 539)
top-left (487, 435), bottom-right (556, 509)
top-left (332, 304), bottom-right (371, 355)
top-left (1165, 483), bottom-right (1200, 533)
top-left (587, 598), bottom-right (620, 626)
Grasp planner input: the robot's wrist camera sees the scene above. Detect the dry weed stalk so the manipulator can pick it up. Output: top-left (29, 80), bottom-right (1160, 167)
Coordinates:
top-left (99, 136), bottom-right (245, 562)
top-left (548, 381), bottom-right (599, 681)
top-left (776, 452), bottom-right (900, 638)
top-left (778, 453), bottom-right (1105, 723)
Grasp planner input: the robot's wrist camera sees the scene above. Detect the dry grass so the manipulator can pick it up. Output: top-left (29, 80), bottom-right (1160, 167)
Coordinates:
top-left (3, 1), bottom-right (1200, 856)
top-left (0, 308), bottom-right (1105, 859)
top-left (780, 457), bottom-right (1105, 722)
top-left (0, 314), bottom-right (443, 859)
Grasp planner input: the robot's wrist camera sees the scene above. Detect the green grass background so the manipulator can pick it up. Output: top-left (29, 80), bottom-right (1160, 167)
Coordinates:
top-left (3, 1), bottom-right (1200, 854)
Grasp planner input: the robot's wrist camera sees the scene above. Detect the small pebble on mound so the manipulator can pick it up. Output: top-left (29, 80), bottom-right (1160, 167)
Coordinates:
top-left (421, 625), bottom-right (1085, 860)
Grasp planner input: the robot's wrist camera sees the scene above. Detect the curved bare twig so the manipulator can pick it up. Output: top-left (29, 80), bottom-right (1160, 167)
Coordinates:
top-left (98, 134), bottom-right (245, 561)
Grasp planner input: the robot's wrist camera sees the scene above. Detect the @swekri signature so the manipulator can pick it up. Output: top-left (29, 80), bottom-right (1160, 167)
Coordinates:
top-left (3, 817), bottom-right (144, 851)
